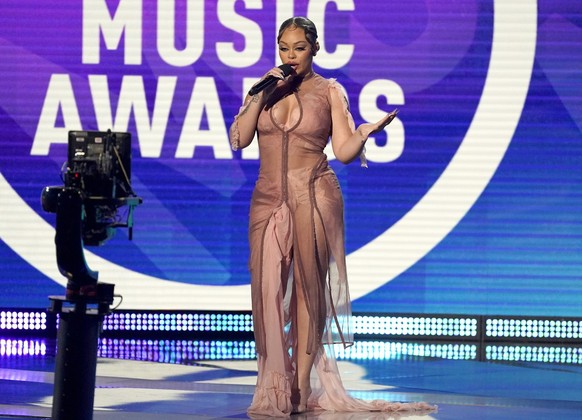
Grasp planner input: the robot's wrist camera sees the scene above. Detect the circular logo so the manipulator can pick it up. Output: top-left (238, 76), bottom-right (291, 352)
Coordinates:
top-left (0, 1), bottom-right (537, 309)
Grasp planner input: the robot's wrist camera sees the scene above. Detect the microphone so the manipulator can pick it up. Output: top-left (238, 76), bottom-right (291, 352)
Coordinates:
top-left (248, 64), bottom-right (293, 96)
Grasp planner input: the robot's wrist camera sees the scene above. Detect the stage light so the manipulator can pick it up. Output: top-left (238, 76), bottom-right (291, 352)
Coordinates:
top-left (0, 339), bottom-right (48, 357)
top-left (101, 311), bottom-right (254, 334)
top-left (351, 315), bottom-right (478, 338)
top-left (486, 318), bottom-right (582, 340)
top-left (335, 341), bottom-right (478, 361)
top-left (486, 344), bottom-right (581, 364)
top-left (0, 310), bottom-right (47, 331)
top-left (97, 338), bottom-right (257, 362)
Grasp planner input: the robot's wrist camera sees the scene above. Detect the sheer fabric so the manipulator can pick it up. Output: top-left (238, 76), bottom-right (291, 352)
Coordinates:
top-left (232, 74), bottom-right (437, 417)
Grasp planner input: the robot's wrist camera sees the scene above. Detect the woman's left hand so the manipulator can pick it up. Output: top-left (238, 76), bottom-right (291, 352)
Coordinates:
top-left (358, 109), bottom-right (399, 140)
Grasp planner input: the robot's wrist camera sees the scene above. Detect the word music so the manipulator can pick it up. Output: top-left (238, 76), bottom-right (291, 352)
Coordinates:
top-left (32, 0), bottom-right (405, 162)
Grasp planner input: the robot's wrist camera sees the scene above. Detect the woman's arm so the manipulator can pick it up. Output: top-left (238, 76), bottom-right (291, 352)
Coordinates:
top-left (229, 67), bottom-right (289, 150)
top-left (328, 82), bottom-right (398, 164)
top-left (229, 93), bottom-right (264, 151)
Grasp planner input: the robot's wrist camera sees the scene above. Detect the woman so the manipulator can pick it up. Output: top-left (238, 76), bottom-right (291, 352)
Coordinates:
top-left (230, 16), bottom-right (436, 417)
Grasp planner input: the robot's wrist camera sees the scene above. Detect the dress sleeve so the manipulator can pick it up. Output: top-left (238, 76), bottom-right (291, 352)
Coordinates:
top-left (230, 116), bottom-right (240, 151)
top-left (327, 79), bottom-right (368, 168)
top-left (230, 97), bottom-right (255, 151)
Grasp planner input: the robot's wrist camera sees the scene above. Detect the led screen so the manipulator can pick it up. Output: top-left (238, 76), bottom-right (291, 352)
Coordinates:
top-left (0, 0), bottom-right (580, 316)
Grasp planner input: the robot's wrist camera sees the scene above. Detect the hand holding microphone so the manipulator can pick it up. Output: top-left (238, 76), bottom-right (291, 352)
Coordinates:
top-left (248, 64), bottom-right (293, 96)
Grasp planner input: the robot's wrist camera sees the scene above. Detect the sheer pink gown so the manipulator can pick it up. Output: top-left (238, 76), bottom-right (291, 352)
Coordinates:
top-left (231, 74), bottom-right (436, 417)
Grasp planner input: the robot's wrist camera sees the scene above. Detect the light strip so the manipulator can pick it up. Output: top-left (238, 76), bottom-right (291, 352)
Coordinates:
top-left (0, 338), bottom-right (48, 357)
top-left (486, 345), bottom-right (581, 364)
top-left (2, 310), bottom-right (582, 344)
top-left (0, 310), bottom-right (47, 331)
top-left (336, 341), bottom-right (477, 361)
top-left (352, 315), bottom-right (478, 338)
top-left (102, 311), bottom-right (254, 333)
top-left (486, 318), bottom-right (582, 339)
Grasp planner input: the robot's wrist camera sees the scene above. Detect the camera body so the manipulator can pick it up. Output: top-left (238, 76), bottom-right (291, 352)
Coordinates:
top-left (41, 130), bottom-right (141, 300)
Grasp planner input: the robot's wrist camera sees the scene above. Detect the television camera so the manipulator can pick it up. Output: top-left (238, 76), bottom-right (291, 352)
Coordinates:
top-left (41, 129), bottom-right (142, 302)
top-left (41, 130), bottom-right (142, 420)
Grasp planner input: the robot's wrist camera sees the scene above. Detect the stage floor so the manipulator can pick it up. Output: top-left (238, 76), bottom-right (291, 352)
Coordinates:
top-left (1, 339), bottom-right (581, 419)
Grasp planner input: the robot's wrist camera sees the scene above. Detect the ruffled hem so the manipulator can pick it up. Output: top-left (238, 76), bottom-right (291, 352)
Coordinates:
top-left (359, 145), bottom-right (368, 168)
top-left (356, 400), bottom-right (437, 413)
top-left (315, 397), bottom-right (437, 413)
top-left (247, 370), bottom-right (292, 417)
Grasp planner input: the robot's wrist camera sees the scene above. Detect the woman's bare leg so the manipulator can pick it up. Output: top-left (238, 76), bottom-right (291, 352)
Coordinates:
top-left (291, 203), bottom-right (329, 413)
top-left (292, 278), bottom-right (315, 412)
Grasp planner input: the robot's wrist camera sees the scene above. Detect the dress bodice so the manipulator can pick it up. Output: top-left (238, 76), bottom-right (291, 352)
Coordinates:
top-left (257, 74), bottom-right (333, 167)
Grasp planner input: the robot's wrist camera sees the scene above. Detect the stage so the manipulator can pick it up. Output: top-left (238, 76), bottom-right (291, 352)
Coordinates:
top-left (1, 338), bottom-right (581, 419)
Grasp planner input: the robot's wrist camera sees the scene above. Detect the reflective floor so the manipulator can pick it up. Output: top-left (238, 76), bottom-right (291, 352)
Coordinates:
top-left (1, 338), bottom-right (581, 419)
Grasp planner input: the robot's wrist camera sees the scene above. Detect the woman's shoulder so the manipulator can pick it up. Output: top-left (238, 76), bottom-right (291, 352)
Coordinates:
top-left (309, 74), bottom-right (343, 98)
top-left (314, 75), bottom-right (345, 102)
top-left (311, 73), bottom-right (338, 86)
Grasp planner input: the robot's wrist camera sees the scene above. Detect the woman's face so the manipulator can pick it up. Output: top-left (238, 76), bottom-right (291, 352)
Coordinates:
top-left (278, 26), bottom-right (314, 77)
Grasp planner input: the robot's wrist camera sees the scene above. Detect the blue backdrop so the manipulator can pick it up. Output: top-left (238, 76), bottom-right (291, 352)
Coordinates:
top-left (0, 0), bottom-right (580, 315)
